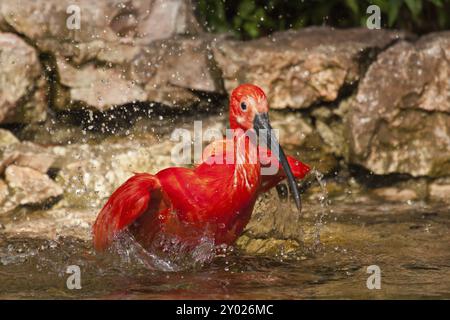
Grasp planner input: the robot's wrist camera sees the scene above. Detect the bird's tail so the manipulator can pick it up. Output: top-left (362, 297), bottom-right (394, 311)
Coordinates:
top-left (92, 173), bottom-right (162, 252)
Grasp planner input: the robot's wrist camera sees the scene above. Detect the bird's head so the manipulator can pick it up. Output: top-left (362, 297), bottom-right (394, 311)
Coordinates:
top-left (229, 83), bottom-right (303, 212)
top-left (229, 83), bottom-right (268, 131)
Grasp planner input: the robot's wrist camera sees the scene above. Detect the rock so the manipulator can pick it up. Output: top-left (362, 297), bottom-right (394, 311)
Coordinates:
top-left (5, 165), bottom-right (63, 206)
top-left (55, 140), bottom-right (174, 208)
top-left (0, 129), bottom-right (19, 148)
top-left (125, 36), bottom-right (224, 108)
top-left (0, 141), bottom-right (56, 174)
top-left (236, 189), bottom-right (329, 255)
top-left (315, 120), bottom-right (346, 158)
top-left (213, 27), bottom-right (408, 109)
top-left (269, 111), bottom-right (314, 146)
top-left (1, 208), bottom-right (95, 241)
top-left (428, 179), bottom-right (450, 202)
top-left (54, 36), bottom-right (224, 111)
top-left (55, 59), bottom-right (148, 112)
top-left (348, 32), bottom-right (450, 177)
top-left (269, 110), bottom-right (339, 175)
top-left (244, 191), bottom-right (302, 242)
top-left (0, 0), bottom-right (222, 112)
top-left (311, 106), bottom-right (333, 121)
top-left (0, 179), bottom-right (8, 206)
top-left (372, 187), bottom-right (418, 202)
top-left (304, 179), bottom-right (350, 202)
top-left (0, 0), bottom-right (201, 64)
top-left (0, 32), bottom-right (47, 123)
top-left (236, 235), bottom-right (299, 256)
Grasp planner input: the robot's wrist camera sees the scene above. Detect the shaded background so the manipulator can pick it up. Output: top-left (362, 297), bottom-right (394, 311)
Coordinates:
top-left (197, 0), bottom-right (450, 39)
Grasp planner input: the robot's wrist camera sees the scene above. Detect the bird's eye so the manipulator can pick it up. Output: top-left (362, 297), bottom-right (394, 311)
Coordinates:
top-left (240, 102), bottom-right (247, 111)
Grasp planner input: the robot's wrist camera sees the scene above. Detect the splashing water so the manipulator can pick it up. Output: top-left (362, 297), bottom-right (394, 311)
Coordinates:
top-left (109, 229), bottom-right (217, 272)
top-left (310, 168), bottom-right (331, 250)
top-left (279, 167), bottom-right (330, 252)
top-left (99, 169), bottom-right (335, 272)
top-left (104, 168), bottom-right (332, 272)
top-left (240, 168), bottom-right (331, 259)
top-left (2, 200), bottom-right (450, 298)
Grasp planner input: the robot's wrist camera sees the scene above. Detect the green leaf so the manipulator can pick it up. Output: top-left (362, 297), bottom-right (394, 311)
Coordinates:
top-left (387, 0), bottom-right (404, 27)
top-left (371, 0), bottom-right (391, 12)
top-left (404, 0), bottom-right (423, 20)
top-left (429, 0), bottom-right (443, 7)
top-left (237, 0), bottom-right (256, 19)
top-left (436, 7), bottom-right (447, 27)
top-left (243, 21), bottom-right (259, 38)
top-left (345, 0), bottom-right (359, 15)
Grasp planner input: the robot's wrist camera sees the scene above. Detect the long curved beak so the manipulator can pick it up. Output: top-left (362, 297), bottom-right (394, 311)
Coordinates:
top-left (253, 113), bottom-right (302, 212)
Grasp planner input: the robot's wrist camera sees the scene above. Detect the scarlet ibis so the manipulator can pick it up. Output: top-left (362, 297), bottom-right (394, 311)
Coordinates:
top-left (93, 84), bottom-right (310, 253)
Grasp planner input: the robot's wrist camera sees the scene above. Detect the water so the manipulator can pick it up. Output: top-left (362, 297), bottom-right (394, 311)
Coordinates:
top-left (1, 113), bottom-right (449, 299)
top-left (1, 194), bottom-right (450, 299)
top-left (111, 230), bottom-right (216, 272)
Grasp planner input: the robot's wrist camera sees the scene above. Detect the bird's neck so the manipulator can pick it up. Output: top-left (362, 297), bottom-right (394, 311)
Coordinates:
top-left (232, 132), bottom-right (261, 194)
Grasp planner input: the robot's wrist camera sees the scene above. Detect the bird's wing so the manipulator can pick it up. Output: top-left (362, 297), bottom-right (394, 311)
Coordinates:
top-left (92, 173), bottom-right (164, 251)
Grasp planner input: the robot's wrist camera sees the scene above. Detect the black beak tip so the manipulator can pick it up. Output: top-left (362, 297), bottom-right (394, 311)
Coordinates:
top-left (294, 193), bottom-right (302, 213)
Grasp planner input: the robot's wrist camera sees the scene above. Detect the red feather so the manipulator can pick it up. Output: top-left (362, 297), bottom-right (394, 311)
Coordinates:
top-left (92, 173), bottom-right (162, 251)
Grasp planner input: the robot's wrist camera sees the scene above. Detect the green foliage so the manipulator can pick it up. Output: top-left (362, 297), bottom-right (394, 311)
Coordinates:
top-left (196, 0), bottom-right (450, 39)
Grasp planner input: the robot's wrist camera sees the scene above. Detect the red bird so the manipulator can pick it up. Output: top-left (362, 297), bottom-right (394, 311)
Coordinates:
top-left (93, 84), bottom-right (310, 253)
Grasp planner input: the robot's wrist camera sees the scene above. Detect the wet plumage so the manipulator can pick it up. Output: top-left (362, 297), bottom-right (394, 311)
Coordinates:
top-left (93, 84), bottom-right (310, 252)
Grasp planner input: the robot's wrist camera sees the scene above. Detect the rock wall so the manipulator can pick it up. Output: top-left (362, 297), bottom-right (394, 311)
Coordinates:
top-left (348, 32), bottom-right (450, 178)
top-left (0, 33), bottom-right (47, 123)
top-left (213, 28), bottom-right (409, 109)
top-left (0, 0), bottom-right (221, 111)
